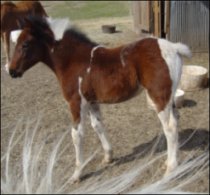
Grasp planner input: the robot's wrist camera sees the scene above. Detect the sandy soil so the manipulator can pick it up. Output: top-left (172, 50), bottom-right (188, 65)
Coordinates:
top-left (1, 5), bottom-right (209, 193)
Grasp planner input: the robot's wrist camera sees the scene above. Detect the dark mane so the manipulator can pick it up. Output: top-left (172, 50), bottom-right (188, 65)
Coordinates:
top-left (23, 15), bottom-right (54, 46)
top-left (24, 15), bottom-right (51, 33)
top-left (25, 16), bottom-right (98, 47)
top-left (63, 28), bottom-right (98, 46)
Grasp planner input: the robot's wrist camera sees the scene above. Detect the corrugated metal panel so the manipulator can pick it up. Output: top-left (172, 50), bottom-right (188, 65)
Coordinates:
top-left (169, 1), bottom-right (209, 52)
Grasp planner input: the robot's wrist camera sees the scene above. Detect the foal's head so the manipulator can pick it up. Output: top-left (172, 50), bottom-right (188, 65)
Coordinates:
top-left (9, 16), bottom-right (54, 78)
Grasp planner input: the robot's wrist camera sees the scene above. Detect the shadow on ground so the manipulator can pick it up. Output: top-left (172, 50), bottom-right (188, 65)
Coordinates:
top-left (81, 128), bottom-right (209, 181)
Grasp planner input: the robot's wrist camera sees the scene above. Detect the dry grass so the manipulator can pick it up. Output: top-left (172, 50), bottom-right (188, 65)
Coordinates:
top-left (1, 117), bottom-right (208, 194)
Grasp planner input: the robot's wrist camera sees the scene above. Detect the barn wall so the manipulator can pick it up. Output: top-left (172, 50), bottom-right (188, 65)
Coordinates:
top-left (169, 1), bottom-right (209, 52)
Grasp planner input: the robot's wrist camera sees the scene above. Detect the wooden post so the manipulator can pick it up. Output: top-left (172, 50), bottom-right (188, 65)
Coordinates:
top-left (153, 1), bottom-right (161, 37)
top-left (165, 1), bottom-right (170, 39)
top-left (131, 1), bottom-right (151, 34)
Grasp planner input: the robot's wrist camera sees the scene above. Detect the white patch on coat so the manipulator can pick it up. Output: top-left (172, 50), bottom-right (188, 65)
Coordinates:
top-left (91, 45), bottom-right (103, 58)
top-left (158, 39), bottom-right (184, 97)
top-left (90, 45), bottom-right (104, 65)
top-left (120, 47), bottom-right (127, 67)
top-left (86, 67), bottom-right (91, 74)
top-left (120, 42), bottom-right (138, 67)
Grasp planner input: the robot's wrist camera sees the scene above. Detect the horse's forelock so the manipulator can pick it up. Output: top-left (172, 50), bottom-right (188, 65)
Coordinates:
top-left (24, 16), bottom-right (55, 47)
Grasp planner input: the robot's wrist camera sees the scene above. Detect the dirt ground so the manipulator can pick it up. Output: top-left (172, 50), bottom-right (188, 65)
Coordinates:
top-left (1, 5), bottom-right (209, 193)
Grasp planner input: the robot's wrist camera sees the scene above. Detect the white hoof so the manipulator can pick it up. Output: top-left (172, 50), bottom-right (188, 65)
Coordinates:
top-left (164, 161), bottom-right (178, 176)
top-left (102, 150), bottom-right (113, 164)
top-left (70, 166), bottom-right (82, 184)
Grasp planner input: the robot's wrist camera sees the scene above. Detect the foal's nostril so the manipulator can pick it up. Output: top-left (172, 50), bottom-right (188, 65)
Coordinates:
top-left (9, 69), bottom-right (20, 78)
top-left (9, 69), bottom-right (15, 78)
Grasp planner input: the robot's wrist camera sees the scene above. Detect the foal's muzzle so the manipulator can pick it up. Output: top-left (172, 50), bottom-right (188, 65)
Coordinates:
top-left (9, 69), bottom-right (22, 78)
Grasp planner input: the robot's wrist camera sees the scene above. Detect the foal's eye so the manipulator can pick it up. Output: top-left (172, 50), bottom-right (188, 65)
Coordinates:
top-left (22, 42), bottom-right (29, 49)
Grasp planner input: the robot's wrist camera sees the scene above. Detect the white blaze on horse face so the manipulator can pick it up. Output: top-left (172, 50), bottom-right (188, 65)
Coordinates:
top-left (11, 30), bottom-right (22, 44)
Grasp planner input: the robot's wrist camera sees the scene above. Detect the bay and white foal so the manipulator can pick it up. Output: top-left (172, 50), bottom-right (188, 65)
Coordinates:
top-left (7, 16), bottom-right (191, 182)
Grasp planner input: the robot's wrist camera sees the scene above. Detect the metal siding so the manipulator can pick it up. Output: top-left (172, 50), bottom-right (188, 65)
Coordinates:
top-left (169, 1), bottom-right (209, 52)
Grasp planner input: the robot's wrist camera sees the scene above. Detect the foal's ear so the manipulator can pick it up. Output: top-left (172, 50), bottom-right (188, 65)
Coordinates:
top-left (16, 18), bottom-right (26, 29)
top-left (16, 17), bottom-right (33, 29)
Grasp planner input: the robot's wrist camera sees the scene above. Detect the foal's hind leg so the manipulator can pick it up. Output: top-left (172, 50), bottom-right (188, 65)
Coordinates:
top-left (89, 103), bottom-right (113, 164)
top-left (158, 103), bottom-right (179, 175)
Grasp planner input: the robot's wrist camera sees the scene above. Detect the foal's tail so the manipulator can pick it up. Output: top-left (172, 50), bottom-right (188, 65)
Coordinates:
top-left (173, 42), bottom-right (192, 58)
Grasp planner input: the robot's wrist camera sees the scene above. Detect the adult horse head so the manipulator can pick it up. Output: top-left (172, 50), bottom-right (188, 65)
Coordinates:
top-left (1, 1), bottom-right (48, 68)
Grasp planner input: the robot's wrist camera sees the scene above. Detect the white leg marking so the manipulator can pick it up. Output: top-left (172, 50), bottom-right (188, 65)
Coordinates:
top-left (158, 103), bottom-right (178, 174)
top-left (89, 104), bottom-right (112, 163)
top-left (71, 77), bottom-right (89, 182)
top-left (5, 63), bottom-right (9, 74)
top-left (71, 125), bottom-right (84, 167)
top-left (71, 123), bottom-right (85, 182)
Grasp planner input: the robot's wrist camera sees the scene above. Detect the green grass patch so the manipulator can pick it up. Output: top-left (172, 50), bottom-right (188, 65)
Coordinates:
top-left (48, 1), bottom-right (130, 20)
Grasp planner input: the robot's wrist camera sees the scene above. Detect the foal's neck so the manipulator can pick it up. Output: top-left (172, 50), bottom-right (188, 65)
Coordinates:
top-left (42, 37), bottom-right (98, 83)
top-left (42, 49), bottom-right (56, 73)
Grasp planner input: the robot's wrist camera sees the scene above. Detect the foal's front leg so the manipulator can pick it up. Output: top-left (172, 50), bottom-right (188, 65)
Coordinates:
top-left (69, 97), bottom-right (88, 182)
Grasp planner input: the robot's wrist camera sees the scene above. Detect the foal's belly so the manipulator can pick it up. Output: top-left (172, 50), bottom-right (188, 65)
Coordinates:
top-left (86, 61), bottom-right (140, 104)
top-left (95, 76), bottom-right (141, 104)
